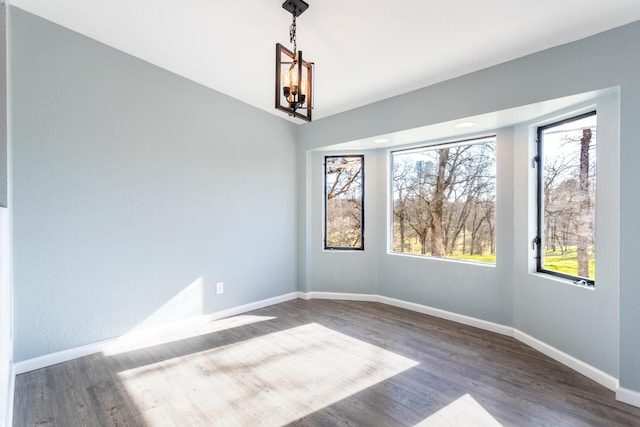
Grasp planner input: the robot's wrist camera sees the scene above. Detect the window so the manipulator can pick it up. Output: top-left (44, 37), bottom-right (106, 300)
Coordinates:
top-left (324, 155), bottom-right (364, 250)
top-left (391, 137), bottom-right (496, 263)
top-left (535, 111), bottom-right (597, 286)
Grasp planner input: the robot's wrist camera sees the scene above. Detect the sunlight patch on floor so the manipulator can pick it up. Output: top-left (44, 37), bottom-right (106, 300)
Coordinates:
top-left (102, 314), bottom-right (276, 356)
top-left (117, 323), bottom-right (419, 425)
top-left (415, 394), bottom-right (503, 426)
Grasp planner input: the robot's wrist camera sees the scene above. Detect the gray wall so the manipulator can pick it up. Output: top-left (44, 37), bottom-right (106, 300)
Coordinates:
top-left (511, 93), bottom-right (620, 377)
top-left (10, 7), bottom-right (298, 361)
top-left (297, 21), bottom-right (640, 393)
top-left (373, 127), bottom-right (515, 327)
top-left (0, 3), bottom-right (11, 425)
top-left (309, 150), bottom-right (378, 295)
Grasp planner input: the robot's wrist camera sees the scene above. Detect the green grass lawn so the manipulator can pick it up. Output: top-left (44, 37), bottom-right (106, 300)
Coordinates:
top-left (543, 246), bottom-right (595, 279)
top-left (395, 245), bottom-right (594, 277)
top-left (394, 249), bottom-right (497, 264)
top-left (393, 242), bottom-right (497, 264)
top-left (453, 253), bottom-right (496, 263)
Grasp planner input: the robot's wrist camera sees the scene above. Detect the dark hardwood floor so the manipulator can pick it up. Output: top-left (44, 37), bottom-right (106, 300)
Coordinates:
top-left (13, 299), bottom-right (640, 426)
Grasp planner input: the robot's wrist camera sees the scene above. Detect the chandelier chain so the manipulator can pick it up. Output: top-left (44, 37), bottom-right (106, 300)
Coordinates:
top-left (289, 14), bottom-right (297, 56)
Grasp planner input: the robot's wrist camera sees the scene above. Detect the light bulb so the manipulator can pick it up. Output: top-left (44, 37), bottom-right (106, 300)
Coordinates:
top-left (281, 70), bottom-right (290, 88)
top-left (290, 67), bottom-right (299, 92)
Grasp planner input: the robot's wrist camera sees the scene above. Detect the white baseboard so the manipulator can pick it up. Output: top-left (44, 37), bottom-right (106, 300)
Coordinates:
top-left (616, 387), bottom-right (640, 408)
top-left (14, 337), bottom-right (110, 375)
top-left (377, 295), bottom-right (514, 337)
top-left (14, 292), bottom-right (299, 375)
top-left (201, 292), bottom-right (300, 322)
top-left (12, 290), bottom-right (637, 409)
top-left (513, 330), bottom-right (619, 391)
top-left (302, 291), bottom-right (620, 395)
top-left (300, 292), bottom-right (510, 335)
top-left (298, 291), bottom-right (378, 302)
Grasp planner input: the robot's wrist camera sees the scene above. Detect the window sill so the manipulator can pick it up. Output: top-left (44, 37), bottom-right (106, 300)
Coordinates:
top-left (387, 251), bottom-right (496, 267)
top-left (530, 272), bottom-right (595, 290)
top-left (323, 248), bottom-right (365, 253)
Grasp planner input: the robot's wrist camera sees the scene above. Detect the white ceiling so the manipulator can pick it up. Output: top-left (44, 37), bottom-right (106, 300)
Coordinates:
top-left (9, 0), bottom-right (640, 123)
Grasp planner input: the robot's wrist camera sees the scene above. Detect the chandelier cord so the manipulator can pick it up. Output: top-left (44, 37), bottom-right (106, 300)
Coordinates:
top-left (289, 13), bottom-right (297, 57)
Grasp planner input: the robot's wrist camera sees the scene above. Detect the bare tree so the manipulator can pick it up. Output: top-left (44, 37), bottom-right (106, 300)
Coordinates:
top-left (577, 128), bottom-right (592, 277)
top-left (543, 142), bottom-right (583, 254)
top-left (430, 148), bottom-right (450, 257)
top-left (540, 118), bottom-right (596, 279)
top-left (391, 141), bottom-right (496, 259)
top-left (392, 157), bottom-right (413, 252)
top-left (326, 157), bottom-right (363, 248)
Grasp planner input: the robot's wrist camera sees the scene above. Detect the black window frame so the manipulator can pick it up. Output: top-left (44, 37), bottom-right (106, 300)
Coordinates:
top-left (535, 110), bottom-right (596, 287)
top-left (324, 154), bottom-right (365, 251)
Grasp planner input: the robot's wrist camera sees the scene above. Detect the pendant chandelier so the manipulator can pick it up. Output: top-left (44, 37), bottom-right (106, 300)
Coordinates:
top-left (275, 0), bottom-right (314, 122)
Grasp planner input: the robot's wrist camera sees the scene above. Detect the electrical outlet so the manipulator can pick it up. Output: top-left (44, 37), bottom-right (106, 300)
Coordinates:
top-left (216, 282), bottom-right (224, 294)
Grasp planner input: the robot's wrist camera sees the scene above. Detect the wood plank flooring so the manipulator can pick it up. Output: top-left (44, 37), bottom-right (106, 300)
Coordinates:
top-left (13, 299), bottom-right (640, 426)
